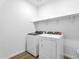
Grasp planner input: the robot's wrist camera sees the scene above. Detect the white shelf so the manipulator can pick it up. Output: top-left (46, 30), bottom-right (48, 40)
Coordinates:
top-left (30, 13), bottom-right (79, 23)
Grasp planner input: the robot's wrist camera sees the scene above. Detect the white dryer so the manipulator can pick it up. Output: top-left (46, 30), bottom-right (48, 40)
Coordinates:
top-left (25, 31), bottom-right (44, 57)
top-left (25, 34), bottom-right (40, 57)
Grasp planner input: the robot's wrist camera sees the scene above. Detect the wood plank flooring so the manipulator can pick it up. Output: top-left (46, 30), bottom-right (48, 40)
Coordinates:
top-left (9, 51), bottom-right (71, 59)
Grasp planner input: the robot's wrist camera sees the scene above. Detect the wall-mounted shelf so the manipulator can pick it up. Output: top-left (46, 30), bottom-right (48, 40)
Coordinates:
top-left (31, 13), bottom-right (79, 23)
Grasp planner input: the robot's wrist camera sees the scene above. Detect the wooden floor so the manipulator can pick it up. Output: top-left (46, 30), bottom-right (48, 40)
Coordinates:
top-left (10, 51), bottom-right (71, 59)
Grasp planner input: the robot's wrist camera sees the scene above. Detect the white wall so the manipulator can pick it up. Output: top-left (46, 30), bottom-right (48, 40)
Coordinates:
top-left (0, 0), bottom-right (36, 58)
top-left (34, 13), bottom-right (79, 40)
top-left (34, 0), bottom-right (79, 40)
top-left (38, 0), bottom-right (79, 20)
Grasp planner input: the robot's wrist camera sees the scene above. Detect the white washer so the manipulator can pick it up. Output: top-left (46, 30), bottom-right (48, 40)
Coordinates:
top-left (38, 34), bottom-right (64, 59)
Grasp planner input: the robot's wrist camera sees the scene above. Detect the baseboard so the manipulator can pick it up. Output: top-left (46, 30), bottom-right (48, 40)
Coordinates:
top-left (6, 49), bottom-right (25, 59)
top-left (5, 49), bottom-right (78, 59)
top-left (65, 53), bottom-right (77, 59)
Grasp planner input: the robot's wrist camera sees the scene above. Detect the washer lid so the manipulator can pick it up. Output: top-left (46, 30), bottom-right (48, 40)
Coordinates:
top-left (38, 34), bottom-right (63, 39)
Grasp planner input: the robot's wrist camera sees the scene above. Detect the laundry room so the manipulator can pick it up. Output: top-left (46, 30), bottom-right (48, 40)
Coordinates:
top-left (0, 0), bottom-right (79, 59)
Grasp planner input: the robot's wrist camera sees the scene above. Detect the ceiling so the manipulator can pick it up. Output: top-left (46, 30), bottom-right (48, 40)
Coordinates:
top-left (26, 0), bottom-right (52, 7)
